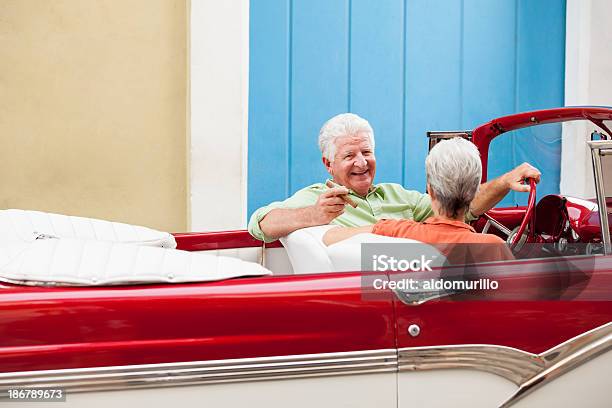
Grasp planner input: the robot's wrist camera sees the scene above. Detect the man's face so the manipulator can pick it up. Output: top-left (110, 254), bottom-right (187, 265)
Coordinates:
top-left (323, 132), bottom-right (376, 197)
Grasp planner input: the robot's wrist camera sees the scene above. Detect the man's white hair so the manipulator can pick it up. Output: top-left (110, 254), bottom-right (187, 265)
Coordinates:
top-left (318, 113), bottom-right (375, 161)
top-left (426, 137), bottom-right (482, 218)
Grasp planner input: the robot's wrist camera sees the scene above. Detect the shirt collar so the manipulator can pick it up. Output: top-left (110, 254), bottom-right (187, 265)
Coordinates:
top-left (370, 183), bottom-right (383, 196)
top-left (325, 179), bottom-right (381, 198)
top-left (423, 216), bottom-right (475, 232)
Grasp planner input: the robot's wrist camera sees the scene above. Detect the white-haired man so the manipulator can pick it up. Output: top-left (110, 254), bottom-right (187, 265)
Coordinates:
top-left (248, 113), bottom-right (540, 243)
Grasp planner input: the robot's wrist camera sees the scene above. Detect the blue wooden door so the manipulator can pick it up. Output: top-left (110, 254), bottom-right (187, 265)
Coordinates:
top-left (248, 0), bottom-right (566, 216)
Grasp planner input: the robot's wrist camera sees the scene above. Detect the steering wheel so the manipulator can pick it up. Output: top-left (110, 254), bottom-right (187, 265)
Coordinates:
top-left (482, 178), bottom-right (537, 251)
top-left (509, 178), bottom-right (537, 250)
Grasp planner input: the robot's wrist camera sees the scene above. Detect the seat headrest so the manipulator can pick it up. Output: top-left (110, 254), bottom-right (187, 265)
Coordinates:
top-left (280, 225), bottom-right (336, 274)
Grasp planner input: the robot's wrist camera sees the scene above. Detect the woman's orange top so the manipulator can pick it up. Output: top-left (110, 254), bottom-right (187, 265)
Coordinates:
top-left (372, 216), bottom-right (514, 263)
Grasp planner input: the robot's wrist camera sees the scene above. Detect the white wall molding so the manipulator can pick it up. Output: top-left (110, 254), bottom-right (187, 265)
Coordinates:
top-left (561, 0), bottom-right (612, 198)
top-left (190, 0), bottom-right (249, 231)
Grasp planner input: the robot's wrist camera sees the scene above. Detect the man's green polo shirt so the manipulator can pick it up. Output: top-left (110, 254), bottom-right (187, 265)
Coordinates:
top-left (248, 181), bottom-right (434, 243)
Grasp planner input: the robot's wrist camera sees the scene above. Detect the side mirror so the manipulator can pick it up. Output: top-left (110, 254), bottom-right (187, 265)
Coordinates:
top-left (591, 130), bottom-right (608, 141)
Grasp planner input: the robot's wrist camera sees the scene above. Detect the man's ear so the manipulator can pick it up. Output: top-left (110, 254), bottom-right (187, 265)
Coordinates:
top-left (322, 156), bottom-right (333, 175)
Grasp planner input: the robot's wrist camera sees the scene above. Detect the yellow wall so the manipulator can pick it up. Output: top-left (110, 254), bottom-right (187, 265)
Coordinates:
top-left (0, 0), bottom-right (188, 232)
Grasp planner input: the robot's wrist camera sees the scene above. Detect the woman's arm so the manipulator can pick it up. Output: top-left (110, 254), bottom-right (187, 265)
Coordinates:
top-left (323, 225), bottom-right (374, 246)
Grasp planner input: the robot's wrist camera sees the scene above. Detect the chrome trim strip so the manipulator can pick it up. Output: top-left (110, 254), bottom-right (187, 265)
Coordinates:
top-left (1, 323), bottom-right (609, 402)
top-left (397, 322), bottom-right (612, 406)
top-left (500, 322), bottom-right (612, 407)
top-left (588, 141), bottom-right (612, 255)
top-left (398, 345), bottom-right (543, 385)
top-left (0, 349), bottom-right (397, 397)
top-left (392, 286), bottom-right (457, 306)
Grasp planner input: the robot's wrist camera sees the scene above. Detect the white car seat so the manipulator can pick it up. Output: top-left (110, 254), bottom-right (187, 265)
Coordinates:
top-left (0, 238), bottom-right (271, 286)
top-left (0, 209), bottom-right (273, 286)
top-left (279, 226), bottom-right (336, 274)
top-left (280, 225), bottom-right (446, 274)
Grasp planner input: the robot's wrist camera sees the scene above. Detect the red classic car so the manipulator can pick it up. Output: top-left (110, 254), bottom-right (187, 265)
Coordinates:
top-left (0, 107), bottom-right (611, 407)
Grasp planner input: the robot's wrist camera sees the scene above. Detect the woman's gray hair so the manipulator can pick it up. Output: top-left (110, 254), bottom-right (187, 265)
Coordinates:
top-left (426, 137), bottom-right (482, 218)
top-left (318, 113), bottom-right (375, 161)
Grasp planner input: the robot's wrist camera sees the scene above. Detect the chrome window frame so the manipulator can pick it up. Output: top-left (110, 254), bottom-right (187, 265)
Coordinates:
top-left (426, 131), bottom-right (472, 153)
top-left (588, 140), bottom-right (612, 254)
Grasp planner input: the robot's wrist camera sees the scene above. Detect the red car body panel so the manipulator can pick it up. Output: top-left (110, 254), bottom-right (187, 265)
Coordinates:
top-left (174, 230), bottom-right (283, 250)
top-left (3, 251), bottom-right (610, 372)
top-left (0, 272), bottom-right (393, 373)
top-left (393, 256), bottom-right (612, 353)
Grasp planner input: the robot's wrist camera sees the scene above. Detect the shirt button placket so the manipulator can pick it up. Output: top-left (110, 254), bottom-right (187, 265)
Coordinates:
top-left (369, 195), bottom-right (382, 218)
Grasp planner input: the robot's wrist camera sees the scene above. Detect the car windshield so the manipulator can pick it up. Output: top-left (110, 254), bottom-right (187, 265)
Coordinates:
top-left (488, 122), bottom-right (561, 207)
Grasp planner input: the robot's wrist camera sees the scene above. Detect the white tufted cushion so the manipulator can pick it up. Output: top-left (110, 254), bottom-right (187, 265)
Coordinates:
top-left (281, 226), bottom-right (446, 274)
top-left (0, 209), bottom-right (177, 248)
top-left (0, 238), bottom-right (271, 286)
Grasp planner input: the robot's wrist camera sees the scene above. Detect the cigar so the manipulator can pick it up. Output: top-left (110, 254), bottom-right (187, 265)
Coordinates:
top-left (325, 180), bottom-right (358, 208)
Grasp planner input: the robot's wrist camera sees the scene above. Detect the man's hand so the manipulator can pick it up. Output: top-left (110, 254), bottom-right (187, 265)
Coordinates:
top-left (257, 187), bottom-right (352, 240)
top-left (470, 162), bottom-right (541, 215)
top-left (503, 162), bottom-right (541, 192)
top-left (310, 187), bottom-right (350, 224)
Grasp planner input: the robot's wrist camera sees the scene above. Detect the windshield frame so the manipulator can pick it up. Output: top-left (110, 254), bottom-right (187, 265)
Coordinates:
top-left (588, 140), bottom-right (612, 254)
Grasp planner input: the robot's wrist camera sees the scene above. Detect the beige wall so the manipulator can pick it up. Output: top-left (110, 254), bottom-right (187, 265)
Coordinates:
top-left (0, 0), bottom-right (188, 232)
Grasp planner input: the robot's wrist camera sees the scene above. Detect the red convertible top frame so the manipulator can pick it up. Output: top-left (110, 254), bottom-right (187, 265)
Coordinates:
top-left (472, 106), bottom-right (612, 181)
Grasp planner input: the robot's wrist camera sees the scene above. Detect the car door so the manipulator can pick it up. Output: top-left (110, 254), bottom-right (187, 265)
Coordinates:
top-left (0, 270), bottom-right (397, 407)
top-left (392, 254), bottom-right (612, 408)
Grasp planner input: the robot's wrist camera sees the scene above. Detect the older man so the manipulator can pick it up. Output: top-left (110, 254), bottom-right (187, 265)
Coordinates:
top-left (248, 113), bottom-right (540, 242)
